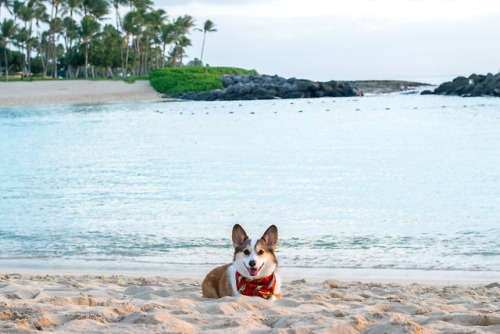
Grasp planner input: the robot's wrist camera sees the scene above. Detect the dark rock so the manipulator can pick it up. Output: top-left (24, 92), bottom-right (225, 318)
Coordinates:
top-left (453, 76), bottom-right (469, 84)
top-left (240, 84), bottom-right (255, 95)
top-left (423, 72), bottom-right (500, 97)
top-left (296, 80), bottom-right (311, 92)
top-left (295, 80), bottom-right (320, 92)
top-left (320, 83), bottom-right (333, 91)
top-left (326, 80), bottom-right (340, 89)
top-left (469, 73), bottom-right (485, 83)
top-left (277, 86), bottom-right (289, 96)
top-left (282, 82), bottom-right (295, 90)
top-left (266, 89), bottom-right (278, 97)
top-left (226, 83), bottom-right (243, 94)
top-left (471, 83), bottom-right (486, 96)
top-left (314, 90), bottom-right (326, 98)
top-left (341, 86), bottom-right (360, 96)
top-left (242, 76), bottom-right (252, 84)
top-left (167, 74), bottom-right (362, 101)
top-left (309, 82), bottom-right (321, 91)
top-left (285, 92), bottom-right (306, 99)
top-left (240, 94), bottom-right (257, 100)
top-left (253, 88), bottom-right (269, 97)
top-left (222, 76), bottom-right (234, 87)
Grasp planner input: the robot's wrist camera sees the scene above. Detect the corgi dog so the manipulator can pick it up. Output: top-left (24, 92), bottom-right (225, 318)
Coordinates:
top-left (202, 224), bottom-right (281, 300)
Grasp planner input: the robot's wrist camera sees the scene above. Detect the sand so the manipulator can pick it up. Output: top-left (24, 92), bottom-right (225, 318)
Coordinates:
top-left (1, 273), bottom-right (499, 333)
top-left (0, 80), bottom-right (165, 107)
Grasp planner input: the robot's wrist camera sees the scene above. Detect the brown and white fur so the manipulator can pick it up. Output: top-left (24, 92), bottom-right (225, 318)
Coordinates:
top-left (202, 224), bottom-right (282, 300)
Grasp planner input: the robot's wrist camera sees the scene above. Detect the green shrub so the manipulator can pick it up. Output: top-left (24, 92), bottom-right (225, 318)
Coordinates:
top-left (149, 66), bottom-right (258, 94)
top-left (150, 73), bottom-right (223, 93)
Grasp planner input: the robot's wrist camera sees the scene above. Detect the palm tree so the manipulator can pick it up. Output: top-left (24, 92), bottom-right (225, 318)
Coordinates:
top-left (121, 10), bottom-right (134, 76)
top-left (80, 14), bottom-right (99, 79)
top-left (142, 8), bottom-right (166, 73)
top-left (64, 0), bottom-right (82, 17)
top-left (1, 18), bottom-right (17, 81)
top-left (52, 17), bottom-right (65, 77)
top-left (122, 9), bottom-right (141, 76)
top-left (30, 0), bottom-right (47, 77)
top-left (12, 0), bottom-right (23, 22)
top-left (177, 35), bottom-right (191, 66)
top-left (41, 0), bottom-right (64, 78)
top-left (132, 0), bottom-right (152, 10)
top-left (81, 0), bottom-right (108, 78)
top-left (159, 22), bottom-right (174, 68)
top-left (130, 8), bottom-right (145, 75)
top-left (177, 15), bottom-right (195, 34)
top-left (62, 16), bottom-right (78, 77)
top-left (110, 0), bottom-right (127, 75)
top-left (16, 2), bottom-right (36, 79)
top-left (82, 0), bottom-right (109, 19)
top-left (0, 0), bottom-right (12, 21)
top-left (15, 27), bottom-right (28, 78)
top-left (171, 15), bottom-right (194, 67)
top-left (198, 19), bottom-right (216, 65)
top-left (111, 0), bottom-right (127, 30)
top-left (62, 0), bottom-right (82, 77)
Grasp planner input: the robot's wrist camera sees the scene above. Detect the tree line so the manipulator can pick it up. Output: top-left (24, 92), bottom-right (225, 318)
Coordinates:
top-left (0, 0), bottom-right (217, 81)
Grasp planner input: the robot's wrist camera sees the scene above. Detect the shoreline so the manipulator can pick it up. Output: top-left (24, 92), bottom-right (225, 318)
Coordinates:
top-left (0, 80), bottom-right (166, 107)
top-left (0, 79), bottom-right (431, 108)
top-left (2, 266), bottom-right (499, 284)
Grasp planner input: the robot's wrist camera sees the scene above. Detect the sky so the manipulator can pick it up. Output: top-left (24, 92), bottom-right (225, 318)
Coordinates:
top-left (158, 0), bottom-right (500, 82)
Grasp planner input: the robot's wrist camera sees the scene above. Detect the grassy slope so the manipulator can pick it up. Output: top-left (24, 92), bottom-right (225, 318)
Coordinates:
top-left (149, 67), bottom-right (258, 94)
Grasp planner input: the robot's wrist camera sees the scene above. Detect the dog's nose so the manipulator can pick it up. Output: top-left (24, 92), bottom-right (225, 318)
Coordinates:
top-left (249, 260), bottom-right (256, 267)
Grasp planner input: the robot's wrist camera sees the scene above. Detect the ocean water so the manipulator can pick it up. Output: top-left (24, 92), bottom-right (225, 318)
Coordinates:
top-left (0, 94), bottom-right (499, 278)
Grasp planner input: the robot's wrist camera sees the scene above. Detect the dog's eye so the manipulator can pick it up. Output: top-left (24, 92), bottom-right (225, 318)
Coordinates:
top-left (244, 250), bottom-right (250, 255)
top-left (258, 250), bottom-right (264, 255)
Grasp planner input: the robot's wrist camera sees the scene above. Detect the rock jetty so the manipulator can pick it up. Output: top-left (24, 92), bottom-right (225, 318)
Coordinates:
top-left (421, 72), bottom-right (500, 97)
top-left (163, 74), bottom-right (363, 101)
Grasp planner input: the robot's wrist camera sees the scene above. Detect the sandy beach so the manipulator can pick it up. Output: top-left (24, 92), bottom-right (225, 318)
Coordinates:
top-left (0, 80), bottom-right (165, 107)
top-left (1, 272), bottom-right (499, 333)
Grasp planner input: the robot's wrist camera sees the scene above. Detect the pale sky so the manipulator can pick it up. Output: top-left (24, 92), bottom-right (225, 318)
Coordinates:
top-left (159, 0), bottom-right (500, 82)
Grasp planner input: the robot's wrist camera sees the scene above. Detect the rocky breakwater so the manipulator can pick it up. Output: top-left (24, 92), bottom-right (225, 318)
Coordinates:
top-left (421, 72), bottom-right (500, 97)
top-left (164, 74), bottom-right (363, 101)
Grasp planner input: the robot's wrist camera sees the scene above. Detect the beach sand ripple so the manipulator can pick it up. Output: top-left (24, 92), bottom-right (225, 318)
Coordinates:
top-left (0, 274), bottom-right (499, 333)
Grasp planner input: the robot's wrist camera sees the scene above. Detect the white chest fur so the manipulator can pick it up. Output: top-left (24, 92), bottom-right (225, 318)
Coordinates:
top-left (227, 264), bottom-right (282, 299)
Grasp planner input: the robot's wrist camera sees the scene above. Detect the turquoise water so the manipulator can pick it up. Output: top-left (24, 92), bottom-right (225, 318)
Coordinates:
top-left (0, 95), bottom-right (499, 276)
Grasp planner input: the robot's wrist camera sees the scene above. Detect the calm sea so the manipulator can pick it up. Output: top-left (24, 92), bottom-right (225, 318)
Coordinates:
top-left (1, 94), bottom-right (499, 278)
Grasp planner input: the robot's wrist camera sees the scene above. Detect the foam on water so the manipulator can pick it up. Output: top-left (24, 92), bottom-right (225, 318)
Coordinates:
top-left (0, 95), bottom-right (499, 277)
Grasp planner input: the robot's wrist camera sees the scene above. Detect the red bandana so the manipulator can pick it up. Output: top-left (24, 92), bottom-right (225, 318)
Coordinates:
top-left (235, 271), bottom-right (276, 299)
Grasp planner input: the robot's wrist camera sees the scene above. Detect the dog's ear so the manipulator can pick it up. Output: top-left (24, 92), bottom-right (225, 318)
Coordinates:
top-left (261, 225), bottom-right (278, 251)
top-left (232, 224), bottom-right (249, 248)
